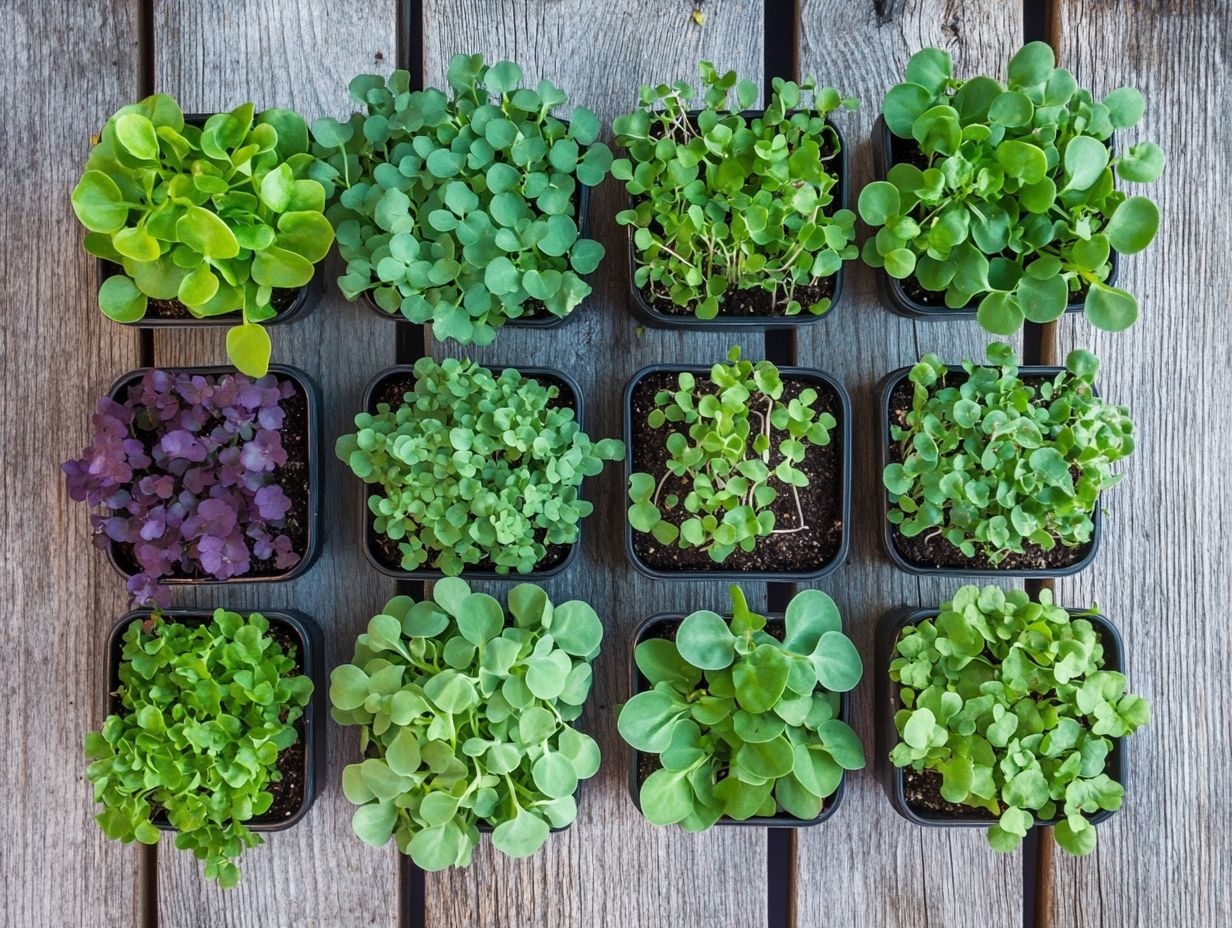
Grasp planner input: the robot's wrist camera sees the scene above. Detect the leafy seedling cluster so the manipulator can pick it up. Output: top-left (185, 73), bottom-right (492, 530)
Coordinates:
top-left (85, 610), bottom-right (314, 887)
top-left (618, 587), bottom-right (864, 828)
top-left (628, 347), bottom-right (835, 562)
top-left (71, 94), bottom-right (334, 376)
top-left (311, 56), bottom-right (612, 344)
top-left (860, 42), bottom-right (1164, 334)
top-left (889, 585), bottom-right (1149, 855)
top-left (62, 370), bottom-right (304, 607)
top-left (329, 579), bottom-right (603, 869)
top-left (337, 357), bottom-right (623, 575)
top-left (883, 342), bottom-right (1135, 565)
top-left (613, 62), bottom-right (858, 319)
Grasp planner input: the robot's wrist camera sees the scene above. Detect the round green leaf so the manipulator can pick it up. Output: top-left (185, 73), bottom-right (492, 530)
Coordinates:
top-left (97, 274), bottom-right (147, 323)
top-left (977, 291), bottom-right (1024, 335)
top-left (639, 767), bottom-right (694, 826)
top-left (809, 630), bottom-right (863, 692)
top-left (857, 181), bottom-right (900, 226)
top-left (1016, 273), bottom-right (1068, 323)
top-left (1085, 282), bottom-right (1138, 332)
top-left (351, 801), bottom-right (398, 848)
top-left (783, 589), bottom-right (841, 652)
top-left (1105, 195), bottom-right (1159, 255)
top-left (733, 645), bottom-right (791, 713)
top-left (115, 113), bottom-right (159, 160)
top-left (532, 751), bottom-right (579, 799)
top-left (225, 321), bottom-right (271, 378)
top-left (617, 689), bottom-right (684, 752)
top-left (1116, 142), bottom-right (1165, 184)
top-left (550, 600), bottom-right (603, 657)
top-left (675, 610), bottom-right (736, 671)
top-left (817, 718), bottom-right (865, 770)
top-left (72, 170), bottom-right (128, 233)
top-left (177, 206), bottom-right (239, 259)
top-left (1062, 136), bottom-right (1110, 192)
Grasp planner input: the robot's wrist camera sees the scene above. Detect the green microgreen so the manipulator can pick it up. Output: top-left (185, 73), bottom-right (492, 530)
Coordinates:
top-left (338, 357), bottom-right (623, 575)
top-left (71, 95), bottom-right (334, 376)
top-left (330, 580), bottom-right (602, 869)
top-left (311, 56), bottom-right (612, 344)
top-left (889, 585), bottom-right (1149, 855)
top-left (860, 42), bottom-right (1164, 333)
top-left (612, 62), bottom-right (858, 319)
top-left (628, 347), bottom-right (835, 562)
top-left (84, 610), bottom-right (314, 888)
top-left (884, 341), bottom-right (1135, 565)
top-left (618, 586), bottom-right (864, 828)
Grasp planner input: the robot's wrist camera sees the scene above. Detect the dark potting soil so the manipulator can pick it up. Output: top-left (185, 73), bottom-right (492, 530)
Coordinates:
top-left (902, 767), bottom-right (992, 820)
top-left (114, 616), bottom-right (309, 826)
top-left (366, 370), bottom-right (576, 574)
top-left (630, 371), bottom-right (844, 573)
top-left (885, 376), bottom-right (1093, 572)
top-left (635, 120), bottom-right (842, 319)
top-left (646, 276), bottom-right (837, 319)
top-left (111, 373), bottom-right (311, 581)
top-left (143, 285), bottom-right (298, 320)
top-left (633, 618), bottom-right (838, 820)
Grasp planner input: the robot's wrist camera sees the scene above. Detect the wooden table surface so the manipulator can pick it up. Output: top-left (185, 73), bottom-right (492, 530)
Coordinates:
top-left (3, 2), bottom-right (1227, 926)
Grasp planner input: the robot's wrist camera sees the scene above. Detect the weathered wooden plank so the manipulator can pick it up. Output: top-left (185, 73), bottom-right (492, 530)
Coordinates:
top-left (793, 3), bottom-right (1025, 926)
top-left (1049, 4), bottom-right (1232, 927)
top-left (0, 3), bottom-right (144, 928)
top-left (149, 3), bottom-right (401, 925)
top-left (419, 2), bottom-right (770, 926)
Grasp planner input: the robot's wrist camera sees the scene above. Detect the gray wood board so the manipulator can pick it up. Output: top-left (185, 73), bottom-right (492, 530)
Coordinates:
top-left (1049, 3), bottom-right (1232, 927)
top-left (149, 2), bottom-right (401, 925)
top-left (0, 3), bottom-right (145, 927)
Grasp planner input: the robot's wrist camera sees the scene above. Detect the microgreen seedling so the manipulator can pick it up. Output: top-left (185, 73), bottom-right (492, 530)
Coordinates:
top-left (628, 347), bottom-right (835, 562)
top-left (85, 609), bottom-right (314, 887)
top-left (860, 42), bottom-right (1164, 333)
top-left (619, 587), bottom-right (864, 828)
top-left (612, 62), bottom-right (858, 319)
top-left (338, 358), bottom-right (623, 575)
top-left (312, 56), bottom-right (611, 344)
top-left (330, 579), bottom-right (602, 869)
top-left (62, 370), bottom-right (304, 607)
top-left (889, 585), bottom-right (1149, 855)
top-left (71, 95), bottom-right (334, 376)
top-left (883, 342), bottom-right (1135, 565)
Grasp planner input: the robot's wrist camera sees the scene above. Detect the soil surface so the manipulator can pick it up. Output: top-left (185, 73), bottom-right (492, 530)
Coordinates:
top-left (630, 371), bottom-right (844, 573)
top-left (633, 618), bottom-right (838, 821)
top-left (634, 118), bottom-right (842, 319)
top-left (111, 372), bottom-right (312, 581)
top-left (365, 369), bottom-right (576, 575)
top-left (902, 767), bottom-right (993, 820)
top-left (112, 615), bottom-right (310, 826)
top-left (885, 375), bottom-right (1094, 572)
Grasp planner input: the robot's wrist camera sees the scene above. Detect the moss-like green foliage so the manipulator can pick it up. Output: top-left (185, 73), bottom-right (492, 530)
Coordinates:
top-left (338, 358), bottom-right (623, 574)
top-left (84, 610), bottom-right (313, 887)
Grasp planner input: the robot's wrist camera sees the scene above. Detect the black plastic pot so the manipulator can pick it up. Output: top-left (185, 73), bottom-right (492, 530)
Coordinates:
top-left (95, 114), bottom-right (322, 329)
top-left (357, 184), bottom-right (593, 331)
top-left (623, 363), bottom-right (851, 581)
top-left (875, 606), bottom-right (1126, 830)
top-left (104, 364), bottom-right (323, 587)
top-left (358, 364), bottom-right (585, 580)
top-left (627, 613), bottom-right (849, 827)
top-left (626, 111), bottom-right (850, 330)
top-left (105, 607), bottom-right (327, 831)
top-left (870, 114), bottom-right (1119, 320)
top-left (876, 363), bottom-right (1101, 578)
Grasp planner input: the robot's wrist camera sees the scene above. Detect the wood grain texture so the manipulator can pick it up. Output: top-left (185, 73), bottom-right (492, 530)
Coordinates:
top-left (793, 3), bottom-right (1025, 926)
top-left (419, 3), bottom-right (770, 926)
top-left (0, 3), bottom-right (144, 927)
top-left (150, 3), bottom-right (401, 925)
top-left (1050, 4), bottom-right (1232, 927)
